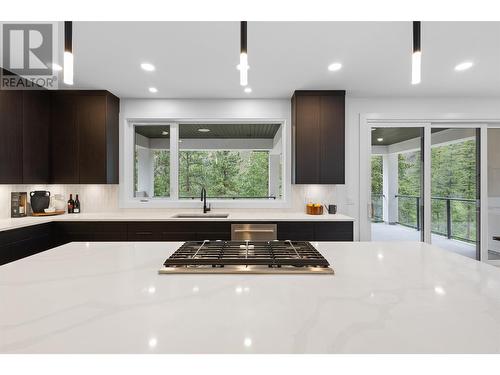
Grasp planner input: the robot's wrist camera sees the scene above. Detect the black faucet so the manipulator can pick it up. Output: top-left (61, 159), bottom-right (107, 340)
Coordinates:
top-left (201, 187), bottom-right (211, 214)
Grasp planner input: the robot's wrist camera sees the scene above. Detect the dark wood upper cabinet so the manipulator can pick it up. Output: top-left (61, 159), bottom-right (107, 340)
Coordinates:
top-left (0, 90), bottom-right (51, 184)
top-left (50, 92), bottom-right (78, 183)
top-left (51, 91), bottom-right (120, 184)
top-left (0, 70), bottom-right (50, 184)
top-left (292, 90), bottom-right (345, 184)
top-left (105, 95), bottom-right (119, 184)
top-left (77, 94), bottom-right (107, 183)
top-left (293, 94), bottom-right (321, 183)
top-left (0, 85), bottom-right (119, 185)
top-left (319, 94), bottom-right (345, 184)
top-left (0, 91), bottom-right (23, 184)
top-left (22, 91), bottom-right (50, 184)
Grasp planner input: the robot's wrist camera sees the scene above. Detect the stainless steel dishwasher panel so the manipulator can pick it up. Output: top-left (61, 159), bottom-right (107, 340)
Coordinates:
top-left (231, 224), bottom-right (277, 241)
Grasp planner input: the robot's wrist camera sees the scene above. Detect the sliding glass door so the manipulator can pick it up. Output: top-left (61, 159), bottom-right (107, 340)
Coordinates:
top-left (370, 126), bottom-right (424, 242)
top-left (363, 119), bottom-right (500, 263)
top-left (486, 128), bottom-right (500, 262)
top-left (430, 127), bottom-right (480, 260)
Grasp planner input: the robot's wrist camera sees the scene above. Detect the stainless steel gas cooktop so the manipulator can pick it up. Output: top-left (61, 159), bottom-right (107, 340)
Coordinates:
top-left (159, 240), bottom-right (334, 274)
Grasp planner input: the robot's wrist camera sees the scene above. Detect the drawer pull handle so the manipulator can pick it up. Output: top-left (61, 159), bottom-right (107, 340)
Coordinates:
top-left (233, 229), bottom-right (275, 233)
top-left (135, 231), bottom-right (153, 235)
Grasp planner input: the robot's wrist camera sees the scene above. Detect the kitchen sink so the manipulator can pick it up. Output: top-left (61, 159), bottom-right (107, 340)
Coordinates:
top-left (172, 213), bottom-right (229, 218)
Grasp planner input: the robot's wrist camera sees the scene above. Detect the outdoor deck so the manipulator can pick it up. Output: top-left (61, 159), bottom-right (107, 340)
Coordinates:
top-left (371, 222), bottom-right (477, 259)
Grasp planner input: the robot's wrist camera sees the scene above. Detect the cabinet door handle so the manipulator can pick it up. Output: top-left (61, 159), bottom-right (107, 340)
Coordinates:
top-left (135, 231), bottom-right (153, 235)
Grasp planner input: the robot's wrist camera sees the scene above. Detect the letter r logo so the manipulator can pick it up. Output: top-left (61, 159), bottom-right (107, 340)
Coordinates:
top-left (2, 23), bottom-right (53, 75)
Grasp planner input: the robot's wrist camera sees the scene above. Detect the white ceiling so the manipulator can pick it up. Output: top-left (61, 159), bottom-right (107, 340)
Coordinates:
top-left (71, 21), bottom-right (500, 99)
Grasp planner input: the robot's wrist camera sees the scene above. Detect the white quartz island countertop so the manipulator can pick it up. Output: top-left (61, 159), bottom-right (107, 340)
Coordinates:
top-left (1, 241), bottom-right (500, 354)
top-left (0, 211), bottom-right (354, 232)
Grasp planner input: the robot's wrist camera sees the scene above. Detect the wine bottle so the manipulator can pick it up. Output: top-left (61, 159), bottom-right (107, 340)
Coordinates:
top-left (67, 194), bottom-right (74, 214)
top-left (74, 194), bottom-right (80, 214)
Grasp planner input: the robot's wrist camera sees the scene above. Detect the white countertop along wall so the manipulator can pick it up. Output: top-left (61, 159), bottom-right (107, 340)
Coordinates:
top-left (0, 211), bottom-right (354, 232)
top-left (1, 241), bottom-right (500, 353)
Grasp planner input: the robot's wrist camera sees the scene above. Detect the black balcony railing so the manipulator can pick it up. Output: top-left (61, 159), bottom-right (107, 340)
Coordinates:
top-left (398, 194), bottom-right (476, 243)
top-left (371, 194), bottom-right (477, 243)
top-left (371, 193), bottom-right (384, 222)
top-left (429, 196), bottom-right (477, 243)
top-left (396, 194), bottom-right (421, 231)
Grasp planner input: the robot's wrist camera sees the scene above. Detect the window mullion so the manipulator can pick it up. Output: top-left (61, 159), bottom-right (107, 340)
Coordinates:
top-left (170, 123), bottom-right (179, 200)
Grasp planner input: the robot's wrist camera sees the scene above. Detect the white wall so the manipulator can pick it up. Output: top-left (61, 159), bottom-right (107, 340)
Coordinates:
top-left (121, 99), bottom-right (291, 121)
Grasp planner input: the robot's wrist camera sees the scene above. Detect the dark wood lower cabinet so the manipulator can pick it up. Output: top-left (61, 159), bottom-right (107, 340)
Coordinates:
top-left (0, 220), bottom-right (353, 265)
top-left (126, 222), bottom-right (164, 241)
top-left (314, 222), bottom-right (353, 241)
top-left (54, 222), bottom-right (127, 245)
top-left (192, 222), bottom-right (232, 241)
top-left (276, 222), bottom-right (353, 241)
top-left (127, 222), bottom-right (232, 241)
top-left (0, 224), bottom-right (53, 265)
top-left (276, 222), bottom-right (315, 241)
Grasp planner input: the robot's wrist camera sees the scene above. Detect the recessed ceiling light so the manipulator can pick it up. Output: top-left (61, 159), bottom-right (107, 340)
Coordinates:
top-left (454, 61), bottom-right (474, 71)
top-left (198, 128), bottom-right (210, 133)
top-left (244, 87), bottom-right (252, 93)
top-left (327, 62), bottom-right (342, 71)
top-left (52, 63), bottom-right (63, 71)
top-left (141, 63), bottom-right (155, 72)
top-left (148, 87), bottom-right (158, 93)
top-left (148, 337), bottom-right (158, 348)
top-left (377, 137), bottom-right (384, 142)
top-left (434, 286), bottom-right (446, 295)
top-left (161, 131), bottom-right (168, 136)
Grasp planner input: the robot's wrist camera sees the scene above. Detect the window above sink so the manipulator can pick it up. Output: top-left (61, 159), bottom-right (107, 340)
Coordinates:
top-left (121, 119), bottom-right (290, 209)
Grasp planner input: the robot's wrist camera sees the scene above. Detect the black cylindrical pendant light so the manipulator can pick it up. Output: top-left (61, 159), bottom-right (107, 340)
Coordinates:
top-left (240, 21), bottom-right (247, 54)
top-left (413, 21), bottom-right (421, 53)
top-left (237, 21), bottom-right (249, 86)
top-left (64, 21), bottom-right (72, 53)
top-left (64, 21), bottom-right (74, 85)
top-left (412, 21), bottom-right (421, 85)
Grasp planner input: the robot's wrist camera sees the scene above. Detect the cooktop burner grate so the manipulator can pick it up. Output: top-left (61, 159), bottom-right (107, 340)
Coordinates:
top-left (160, 240), bottom-right (334, 274)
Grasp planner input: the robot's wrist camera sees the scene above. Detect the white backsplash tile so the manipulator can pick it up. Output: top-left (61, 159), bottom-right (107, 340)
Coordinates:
top-left (0, 185), bottom-right (119, 218)
top-left (0, 184), bottom-right (342, 219)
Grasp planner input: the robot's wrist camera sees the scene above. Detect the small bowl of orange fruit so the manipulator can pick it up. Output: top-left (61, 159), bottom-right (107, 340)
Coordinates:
top-left (306, 203), bottom-right (324, 215)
